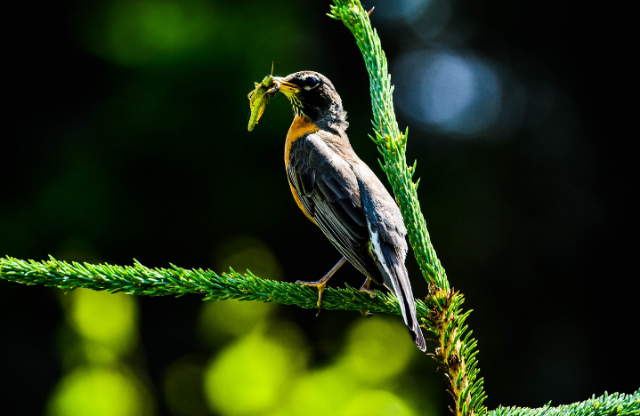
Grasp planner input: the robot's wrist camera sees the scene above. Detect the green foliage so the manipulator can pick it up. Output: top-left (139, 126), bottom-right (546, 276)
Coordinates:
top-left (328, 0), bottom-right (446, 289)
top-left (0, 256), bottom-right (427, 317)
top-left (2, 256), bottom-right (639, 416)
top-left (1, 1), bottom-right (637, 416)
top-left (329, 1), bottom-right (483, 414)
top-left (490, 390), bottom-right (640, 416)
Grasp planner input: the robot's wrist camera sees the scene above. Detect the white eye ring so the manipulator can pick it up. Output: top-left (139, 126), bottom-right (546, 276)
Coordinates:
top-left (303, 77), bottom-right (320, 91)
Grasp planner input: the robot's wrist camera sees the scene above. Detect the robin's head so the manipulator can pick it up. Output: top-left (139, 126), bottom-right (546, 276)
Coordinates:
top-left (274, 71), bottom-right (348, 130)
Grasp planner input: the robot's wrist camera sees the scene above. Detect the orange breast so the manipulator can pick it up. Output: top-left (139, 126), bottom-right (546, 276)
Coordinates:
top-left (285, 115), bottom-right (319, 224)
top-left (284, 115), bottom-right (319, 165)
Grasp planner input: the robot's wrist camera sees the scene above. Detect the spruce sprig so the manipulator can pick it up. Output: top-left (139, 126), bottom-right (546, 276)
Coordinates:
top-left (0, 255), bottom-right (422, 316)
top-left (1, 257), bottom-right (638, 415)
top-left (328, 1), bottom-right (484, 414)
top-left (489, 390), bottom-right (640, 416)
top-left (328, 1), bottom-right (446, 289)
top-left (1, 2), bottom-right (637, 415)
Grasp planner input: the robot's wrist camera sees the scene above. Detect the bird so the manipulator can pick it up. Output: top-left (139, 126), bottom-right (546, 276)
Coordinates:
top-left (270, 70), bottom-right (426, 352)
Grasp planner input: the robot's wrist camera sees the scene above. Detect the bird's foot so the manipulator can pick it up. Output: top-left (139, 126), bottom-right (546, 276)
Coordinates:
top-left (296, 279), bottom-right (328, 312)
top-left (358, 277), bottom-right (376, 298)
top-left (360, 309), bottom-right (373, 318)
top-left (358, 277), bottom-right (375, 317)
top-left (296, 257), bottom-right (347, 315)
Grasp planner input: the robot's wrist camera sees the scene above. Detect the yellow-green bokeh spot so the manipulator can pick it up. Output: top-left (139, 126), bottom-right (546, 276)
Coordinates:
top-left (67, 289), bottom-right (138, 356)
top-left (341, 390), bottom-right (415, 416)
top-left (163, 355), bottom-right (209, 416)
top-left (47, 367), bottom-right (153, 416)
top-left (203, 325), bottom-right (307, 415)
top-left (198, 298), bottom-right (274, 347)
top-left (282, 366), bottom-right (358, 416)
top-left (81, 0), bottom-right (217, 67)
top-left (342, 316), bottom-right (414, 383)
top-left (76, 0), bottom-right (304, 74)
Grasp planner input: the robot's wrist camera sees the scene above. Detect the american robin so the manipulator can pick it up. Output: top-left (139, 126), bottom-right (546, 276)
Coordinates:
top-left (260, 70), bottom-right (426, 351)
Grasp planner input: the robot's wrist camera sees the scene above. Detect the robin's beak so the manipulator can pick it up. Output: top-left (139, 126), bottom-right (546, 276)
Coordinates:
top-left (273, 77), bottom-right (301, 96)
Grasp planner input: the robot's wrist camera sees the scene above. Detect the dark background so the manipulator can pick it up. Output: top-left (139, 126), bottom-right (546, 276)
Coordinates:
top-left (2, 0), bottom-right (636, 415)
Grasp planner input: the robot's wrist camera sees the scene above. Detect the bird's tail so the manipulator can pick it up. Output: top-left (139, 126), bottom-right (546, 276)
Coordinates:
top-left (375, 239), bottom-right (426, 352)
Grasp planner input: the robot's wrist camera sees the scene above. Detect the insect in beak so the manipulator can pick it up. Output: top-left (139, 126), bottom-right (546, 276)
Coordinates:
top-left (247, 63), bottom-right (282, 131)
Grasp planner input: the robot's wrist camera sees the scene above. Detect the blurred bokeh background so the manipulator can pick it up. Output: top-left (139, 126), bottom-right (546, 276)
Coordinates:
top-left (2, 0), bottom-right (634, 415)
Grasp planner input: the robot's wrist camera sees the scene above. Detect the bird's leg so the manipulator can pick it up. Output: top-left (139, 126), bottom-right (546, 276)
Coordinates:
top-left (359, 277), bottom-right (375, 317)
top-left (359, 276), bottom-right (375, 297)
top-left (296, 256), bottom-right (347, 310)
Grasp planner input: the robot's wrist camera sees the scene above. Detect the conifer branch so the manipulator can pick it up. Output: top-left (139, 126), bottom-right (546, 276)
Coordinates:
top-left (1, 2), bottom-right (636, 416)
top-left (2, 258), bottom-right (637, 416)
top-left (0, 256), bottom-right (425, 317)
top-left (329, 1), bottom-right (484, 414)
top-left (489, 390), bottom-right (640, 416)
top-left (328, 0), bottom-right (446, 290)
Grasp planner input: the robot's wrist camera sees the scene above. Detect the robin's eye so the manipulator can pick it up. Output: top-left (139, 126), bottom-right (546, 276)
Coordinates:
top-left (304, 77), bottom-right (320, 90)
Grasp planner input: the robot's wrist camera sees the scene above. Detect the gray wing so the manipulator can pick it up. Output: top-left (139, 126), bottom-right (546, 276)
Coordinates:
top-left (355, 163), bottom-right (426, 351)
top-left (287, 133), bottom-right (379, 279)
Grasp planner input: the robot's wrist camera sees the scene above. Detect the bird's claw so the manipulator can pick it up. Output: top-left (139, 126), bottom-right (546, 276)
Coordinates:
top-left (358, 277), bottom-right (375, 317)
top-left (296, 279), bottom-right (327, 315)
